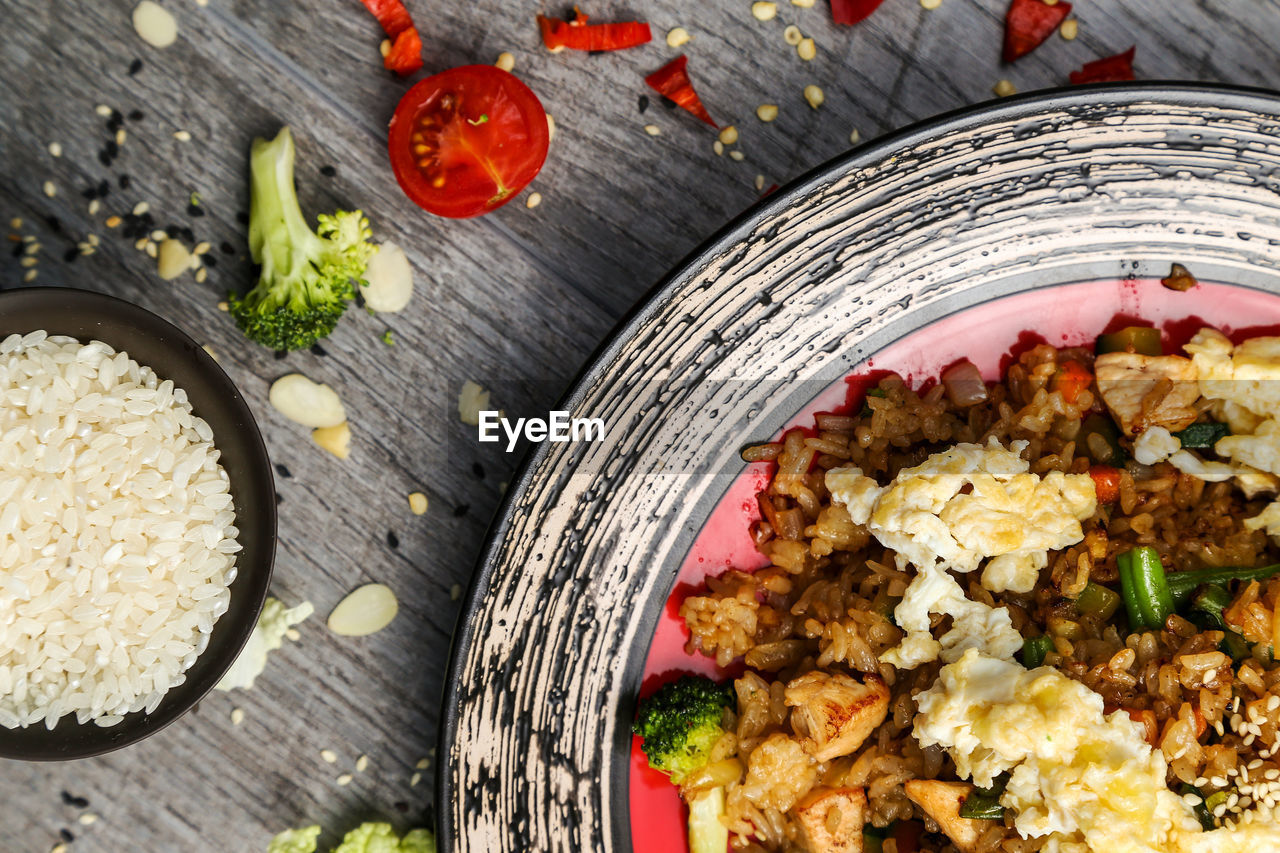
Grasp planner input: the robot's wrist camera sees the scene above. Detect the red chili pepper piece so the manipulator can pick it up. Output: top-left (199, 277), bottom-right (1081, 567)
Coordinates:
top-left (360, 0), bottom-right (413, 37)
top-left (1089, 465), bottom-right (1122, 504)
top-left (830, 0), bottom-right (887, 25)
top-left (383, 27), bottom-right (423, 75)
top-left (1003, 0), bottom-right (1072, 62)
top-left (644, 55), bottom-right (717, 128)
top-left (1069, 46), bottom-right (1137, 84)
top-left (537, 9), bottom-right (652, 52)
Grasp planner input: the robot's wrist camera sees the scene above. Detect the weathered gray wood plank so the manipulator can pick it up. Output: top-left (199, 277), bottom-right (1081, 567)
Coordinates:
top-left (4, 0), bottom-right (1280, 850)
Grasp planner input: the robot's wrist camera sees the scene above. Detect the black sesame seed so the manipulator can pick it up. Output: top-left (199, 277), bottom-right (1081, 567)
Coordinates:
top-left (82, 186), bottom-right (98, 200)
top-left (588, 49), bottom-right (607, 56)
top-left (310, 343), bottom-right (327, 356)
top-left (128, 58), bottom-right (143, 75)
top-left (107, 115), bottom-right (123, 133)
top-left (45, 215), bottom-right (62, 232)
top-left (387, 531), bottom-right (399, 549)
top-left (274, 463), bottom-right (292, 479)
top-left (128, 109), bottom-right (144, 122)
top-left (62, 247), bottom-right (78, 263)
top-left (97, 149), bottom-right (112, 166)
top-left (353, 287), bottom-right (365, 309)
top-left (394, 801), bottom-right (409, 814)
top-left (180, 226), bottom-right (195, 242)
top-left (452, 504), bottom-right (470, 517)
top-left (273, 350), bottom-right (287, 360)
top-left (97, 179), bottom-right (110, 198)
top-left (320, 165), bottom-right (336, 177)
top-left (235, 210), bottom-right (249, 225)
top-left (220, 241), bottom-right (234, 255)
top-left (165, 225), bottom-right (180, 238)
top-left (275, 493), bottom-right (284, 506)
top-left (105, 139), bottom-right (119, 157)
top-left (140, 211), bottom-right (155, 225)
top-left (661, 96), bottom-right (678, 110)
top-left (638, 94), bottom-right (650, 113)
top-left (187, 204), bottom-right (205, 217)
top-left (10, 242), bottom-right (24, 258)
top-left (60, 829), bottom-right (74, 843)
top-left (60, 791), bottom-right (88, 809)
top-left (110, 109), bottom-right (123, 124)
top-left (201, 254), bottom-right (217, 268)
top-left (471, 462), bottom-right (485, 479)
top-left (118, 174), bottom-right (131, 190)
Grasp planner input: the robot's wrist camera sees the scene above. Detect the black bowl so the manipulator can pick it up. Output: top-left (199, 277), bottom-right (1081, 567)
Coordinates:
top-left (0, 287), bottom-right (275, 760)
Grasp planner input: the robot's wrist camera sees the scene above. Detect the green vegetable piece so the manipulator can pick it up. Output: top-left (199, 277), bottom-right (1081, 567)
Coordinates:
top-left (1076, 582), bottom-right (1121, 620)
top-left (231, 127), bottom-right (376, 352)
top-left (1205, 790), bottom-right (1231, 813)
top-left (634, 675), bottom-right (734, 784)
top-left (1173, 421), bottom-right (1231, 449)
top-left (687, 787), bottom-right (729, 853)
top-left (862, 831), bottom-right (886, 853)
top-left (1096, 326), bottom-right (1162, 356)
top-left (959, 784), bottom-right (1007, 820)
top-left (1189, 584), bottom-right (1233, 630)
top-left (859, 387), bottom-right (888, 417)
top-left (267, 827), bottom-right (321, 853)
top-left (1021, 635), bottom-right (1053, 669)
top-left (1220, 630), bottom-right (1253, 664)
top-left (1118, 547), bottom-right (1174, 631)
top-left (1079, 413), bottom-right (1126, 466)
top-left (1180, 785), bottom-right (1215, 831)
top-left (1166, 563), bottom-right (1280, 609)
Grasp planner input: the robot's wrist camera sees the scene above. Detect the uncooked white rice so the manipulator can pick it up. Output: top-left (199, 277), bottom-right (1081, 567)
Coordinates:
top-left (0, 331), bottom-right (240, 730)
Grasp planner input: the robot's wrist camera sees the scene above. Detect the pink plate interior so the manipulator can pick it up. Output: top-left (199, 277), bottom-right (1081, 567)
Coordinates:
top-left (628, 277), bottom-right (1280, 851)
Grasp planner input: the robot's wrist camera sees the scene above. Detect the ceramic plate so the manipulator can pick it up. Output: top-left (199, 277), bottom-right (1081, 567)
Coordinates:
top-left (439, 83), bottom-right (1280, 853)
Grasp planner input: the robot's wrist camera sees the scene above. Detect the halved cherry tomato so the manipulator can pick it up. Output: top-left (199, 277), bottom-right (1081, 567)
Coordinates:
top-left (388, 65), bottom-right (550, 218)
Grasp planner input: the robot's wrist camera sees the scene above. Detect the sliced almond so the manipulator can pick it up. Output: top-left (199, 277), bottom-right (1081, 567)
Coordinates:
top-left (133, 1), bottom-right (178, 48)
top-left (156, 238), bottom-right (191, 280)
top-left (361, 242), bottom-right (414, 313)
top-left (269, 374), bottom-right (346, 428)
top-left (328, 583), bottom-right (399, 637)
top-left (312, 421), bottom-right (351, 459)
top-left (458, 380), bottom-right (491, 426)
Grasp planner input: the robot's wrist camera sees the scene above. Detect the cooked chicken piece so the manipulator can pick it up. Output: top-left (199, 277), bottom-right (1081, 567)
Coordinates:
top-left (1094, 352), bottom-right (1200, 437)
top-left (784, 671), bottom-right (889, 762)
top-left (794, 787), bottom-right (867, 853)
top-left (903, 780), bottom-right (988, 853)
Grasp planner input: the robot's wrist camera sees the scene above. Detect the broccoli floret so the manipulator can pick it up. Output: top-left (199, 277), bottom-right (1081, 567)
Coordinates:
top-left (634, 674), bottom-right (734, 784)
top-left (230, 127), bottom-right (375, 351)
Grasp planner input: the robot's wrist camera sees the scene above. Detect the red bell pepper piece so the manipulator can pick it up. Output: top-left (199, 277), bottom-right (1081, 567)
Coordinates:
top-left (360, 0), bottom-right (413, 37)
top-left (383, 27), bottom-right (423, 75)
top-left (1069, 46), bottom-right (1137, 84)
top-left (644, 55), bottom-right (717, 128)
top-left (1003, 0), bottom-right (1072, 62)
top-left (830, 0), bottom-right (887, 25)
top-left (358, 0), bottom-right (422, 75)
top-left (537, 10), bottom-right (652, 52)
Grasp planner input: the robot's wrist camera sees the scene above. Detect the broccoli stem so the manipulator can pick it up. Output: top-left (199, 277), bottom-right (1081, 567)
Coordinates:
top-left (248, 127), bottom-right (323, 302)
top-left (686, 787), bottom-right (729, 853)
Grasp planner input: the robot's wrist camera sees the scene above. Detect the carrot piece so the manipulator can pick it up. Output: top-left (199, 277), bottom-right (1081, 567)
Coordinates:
top-left (1051, 359), bottom-right (1093, 404)
top-left (1089, 465), bottom-right (1122, 504)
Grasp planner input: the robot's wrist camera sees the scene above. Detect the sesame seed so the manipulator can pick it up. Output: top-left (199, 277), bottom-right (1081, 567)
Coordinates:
top-left (22, 269), bottom-right (37, 283)
top-left (546, 113), bottom-right (556, 142)
top-left (24, 241), bottom-right (39, 255)
top-left (42, 181), bottom-right (57, 198)
top-left (783, 24), bottom-right (802, 45)
top-left (643, 124), bottom-right (662, 136)
top-left (410, 772), bottom-right (422, 786)
top-left (134, 237), bottom-right (148, 251)
top-left (132, 202), bottom-right (149, 216)
top-left (756, 104), bottom-right (779, 122)
top-left (850, 128), bottom-right (862, 145)
top-left (321, 749), bottom-right (338, 763)
top-left (791, 0), bottom-right (815, 5)
top-left (145, 241), bottom-right (157, 258)
top-left (77, 814), bottom-right (98, 826)
top-left (51, 844), bottom-right (67, 853)
top-left (1268, 696), bottom-right (1279, 712)
top-left (666, 27), bottom-right (691, 48)
top-left (1202, 669), bottom-right (1216, 686)
top-left (230, 708), bottom-right (245, 726)
top-left (754, 174), bottom-right (765, 191)
top-left (409, 492), bottom-right (429, 515)
top-left (1060, 18), bottom-right (1078, 40)
top-left (450, 583), bottom-right (463, 600)
top-left (284, 627), bottom-right (301, 641)
top-left (9, 218), bottom-right (21, 230)
top-left (718, 125), bottom-right (739, 145)
top-left (195, 267), bottom-right (208, 283)
top-left (729, 150), bottom-right (745, 161)
top-left (87, 233), bottom-right (99, 246)
top-left (495, 51), bottom-right (515, 72)
top-left (173, 130), bottom-right (191, 142)
top-left (713, 140), bottom-right (724, 156)
top-left (804, 84), bottom-right (825, 109)
top-left (194, 241), bottom-right (211, 255)
top-left (95, 104), bottom-right (112, 117)
top-left (379, 38), bottom-right (391, 58)
top-left (150, 229), bottom-right (167, 242)
top-left (752, 2), bottom-right (778, 21)
top-left (993, 79), bottom-right (1018, 97)
top-left (20, 257), bottom-right (37, 268)
top-left (48, 142), bottom-right (62, 157)
top-left (217, 300), bottom-right (229, 311)
top-left (88, 200), bottom-right (101, 216)
top-left (921, 0), bottom-right (942, 8)
top-left (356, 754), bottom-right (369, 773)
top-left (115, 129), bottom-right (126, 146)
top-left (796, 37), bottom-right (817, 61)
top-left (336, 774), bottom-right (353, 786)
top-left (525, 192), bottom-right (542, 209)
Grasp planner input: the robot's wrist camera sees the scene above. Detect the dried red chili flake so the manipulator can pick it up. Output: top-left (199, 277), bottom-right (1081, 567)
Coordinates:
top-left (830, 0), bottom-right (887, 25)
top-left (644, 55), bottom-right (717, 128)
top-left (1069, 46), bottom-right (1137, 84)
top-left (1003, 0), bottom-right (1072, 62)
top-left (537, 9), bottom-right (652, 52)
top-left (359, 0), bottom-right (423, 75)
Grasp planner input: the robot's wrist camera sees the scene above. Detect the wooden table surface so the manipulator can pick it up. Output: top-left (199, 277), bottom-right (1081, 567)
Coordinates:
top-left (3, 0), bottom-right (1280, 850)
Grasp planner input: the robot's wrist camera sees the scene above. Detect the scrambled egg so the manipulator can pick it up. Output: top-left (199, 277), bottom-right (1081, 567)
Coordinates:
top-left (826, 439), bottom-right (1096, 669)
top-left (914, 649), bottom-right (1280, 853)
